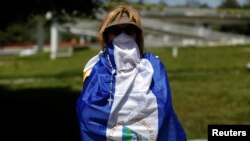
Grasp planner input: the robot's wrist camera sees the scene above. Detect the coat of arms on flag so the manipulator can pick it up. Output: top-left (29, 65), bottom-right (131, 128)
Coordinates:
top-left (122, 126), bottom-right (148, 141)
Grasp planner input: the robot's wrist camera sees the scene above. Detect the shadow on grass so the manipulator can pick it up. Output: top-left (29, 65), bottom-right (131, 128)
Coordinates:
top-left (0, 85), bottom-right (81, 141)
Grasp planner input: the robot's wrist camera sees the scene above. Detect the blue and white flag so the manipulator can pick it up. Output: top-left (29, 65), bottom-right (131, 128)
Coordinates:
top-left (76, 42), bottom-right (186, 141)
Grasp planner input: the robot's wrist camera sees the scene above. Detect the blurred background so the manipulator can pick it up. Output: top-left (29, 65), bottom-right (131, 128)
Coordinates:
top-left (0, 0), bottom-right (250, 141)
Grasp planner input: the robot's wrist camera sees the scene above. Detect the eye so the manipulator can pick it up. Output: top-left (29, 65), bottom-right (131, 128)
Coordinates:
top-left (124, 25), bottom-right (138, 35)
top-left (109, 27), bottom-right (122, 36)
top-left (124, 26), bottom-right (136, 35)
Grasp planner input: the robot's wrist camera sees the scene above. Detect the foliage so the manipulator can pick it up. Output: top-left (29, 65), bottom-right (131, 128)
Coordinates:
top-left (0, 0), bottom-right (103, 45)
top-left (103, 0), bottom-right (127, 11)
top-left (0, 0), bottom-right (103, 30)
top-left (243, 0), bottom-right (250, 8)
top-left (0, 21), bottom-right (37, 45)
top-left (219, 0), bottom-right (240, 8)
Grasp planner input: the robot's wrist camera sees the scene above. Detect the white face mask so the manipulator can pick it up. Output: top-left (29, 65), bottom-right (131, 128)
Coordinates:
top-left (112, 33), bottom-right (140, 73)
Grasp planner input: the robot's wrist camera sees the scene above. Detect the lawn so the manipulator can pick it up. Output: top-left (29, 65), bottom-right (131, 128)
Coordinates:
top-left (1, 45), bottom-right (250, 140)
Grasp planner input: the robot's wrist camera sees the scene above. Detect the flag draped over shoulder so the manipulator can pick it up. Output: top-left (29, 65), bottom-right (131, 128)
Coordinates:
top-left (76, 44), bottom-right (186, 141)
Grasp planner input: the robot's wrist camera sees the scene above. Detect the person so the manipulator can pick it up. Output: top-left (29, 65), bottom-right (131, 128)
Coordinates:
top-left (76, 5), bottom-right (186, 141)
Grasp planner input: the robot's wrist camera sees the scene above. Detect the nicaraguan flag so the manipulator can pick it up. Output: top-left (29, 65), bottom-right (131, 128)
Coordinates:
top-left (76, 42), bottom-right (186, 141)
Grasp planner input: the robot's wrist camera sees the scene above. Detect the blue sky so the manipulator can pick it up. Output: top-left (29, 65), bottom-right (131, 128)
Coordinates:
top-left (133, 0), bottom-right (247, 8)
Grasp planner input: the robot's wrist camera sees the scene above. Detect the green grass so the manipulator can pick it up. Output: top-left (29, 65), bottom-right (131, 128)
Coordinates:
top-left (1, 46), bottom-right (250, 139)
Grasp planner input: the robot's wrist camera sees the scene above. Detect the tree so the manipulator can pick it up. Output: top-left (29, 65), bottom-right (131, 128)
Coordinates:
top-left (0, 0), bottom-right (103, 30)
top-left (243, 0), bottom-right (250, 8)
top-left (219, 0), bottom-right (240, 8)
top-left (0, 0), bottom-right (103, 46)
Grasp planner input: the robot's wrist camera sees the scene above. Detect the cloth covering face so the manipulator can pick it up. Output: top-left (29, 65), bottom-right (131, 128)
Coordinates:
top-left (112, 33), bottom-right (140, 73)
top-left (76, 34), bottom-right (187, 141)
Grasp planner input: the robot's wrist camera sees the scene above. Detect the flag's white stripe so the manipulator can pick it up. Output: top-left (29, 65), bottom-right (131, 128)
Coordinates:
top-left (83, 52), bottom-right (100, 72)
top-left (106, 58), bottom-right (158, 140)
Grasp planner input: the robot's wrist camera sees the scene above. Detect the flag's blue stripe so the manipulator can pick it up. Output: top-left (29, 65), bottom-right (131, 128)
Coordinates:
top-left (144, 53), bottom-right (186, 141)
top-left (76, 49), bottom-right (116, 141)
